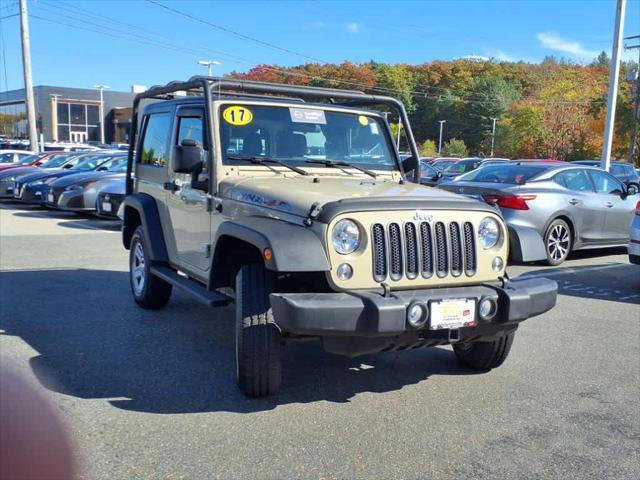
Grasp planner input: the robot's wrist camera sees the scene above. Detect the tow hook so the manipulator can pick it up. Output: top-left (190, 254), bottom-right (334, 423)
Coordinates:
top-left (448, 328), bottom-right (461, 343)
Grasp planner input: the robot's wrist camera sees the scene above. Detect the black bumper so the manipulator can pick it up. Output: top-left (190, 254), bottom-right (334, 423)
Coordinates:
top-left (270, 276), bottom-right (557, 338)
top-left (630, 254), bottom-right (640, 265)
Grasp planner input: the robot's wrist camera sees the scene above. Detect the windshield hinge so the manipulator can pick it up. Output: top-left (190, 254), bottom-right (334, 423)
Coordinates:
top-left (304, 202), bottom-right (322, 227)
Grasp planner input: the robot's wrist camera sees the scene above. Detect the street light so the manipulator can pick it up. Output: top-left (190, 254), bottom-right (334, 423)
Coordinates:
top-left (197, 60), bottom-right (221, 77)
top-left (93, 84), bottom-right (110, 144)
top-left (438, 120), bottom-right (446, 154)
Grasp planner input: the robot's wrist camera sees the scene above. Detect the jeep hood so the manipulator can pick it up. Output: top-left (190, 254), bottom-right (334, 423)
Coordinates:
top-left (220, 176), bottom-right (482, 218)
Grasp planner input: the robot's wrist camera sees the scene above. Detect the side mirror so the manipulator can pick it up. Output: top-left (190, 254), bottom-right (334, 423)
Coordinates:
top-left (96, 166), bottom-right (108, 172)
top-left (626, 183), bottom-right (639, 196)
top-left (34, 161), bottom-right (43, 166)
top-left (172, 138), bottom-right (203, 174)
top-left (62, 164), bottom-right (73, 169)
top-left (401, 156), bottom-right (420, 183)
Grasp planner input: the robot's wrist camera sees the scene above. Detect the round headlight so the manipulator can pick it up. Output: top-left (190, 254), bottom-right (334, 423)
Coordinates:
top-left (332, 219), bottom-right (360, 254)
top-left (478, 217), bottom-right (500, 249)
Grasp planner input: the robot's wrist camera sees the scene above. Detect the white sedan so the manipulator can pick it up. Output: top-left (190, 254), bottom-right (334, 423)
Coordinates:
top-left (0, 149), bottom-right (36, 165)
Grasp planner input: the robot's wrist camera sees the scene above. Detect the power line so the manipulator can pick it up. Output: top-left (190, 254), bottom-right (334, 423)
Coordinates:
top-left (145, 0), bottom-right (328, 64)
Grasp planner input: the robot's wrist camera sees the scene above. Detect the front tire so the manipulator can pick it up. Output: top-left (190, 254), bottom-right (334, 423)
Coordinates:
top-left (544, 219), bottom-right (571, 266)
top-left (129, 226), bottom-right (172, 309)
top-left (453, 331), bottom-right (515, 370)
top-left (235, 264), bottom-right (282, 398)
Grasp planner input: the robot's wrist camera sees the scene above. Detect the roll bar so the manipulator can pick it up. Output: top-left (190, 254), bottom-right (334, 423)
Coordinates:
top-left (126, 76), bottom-right (421, 194)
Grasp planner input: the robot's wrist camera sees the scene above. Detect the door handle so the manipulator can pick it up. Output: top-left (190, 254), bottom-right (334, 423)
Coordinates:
top-left (605, 202), bottom-right (614, 208)
top-left (569, 199), bottom-right (579, 205)
top-left (163, 181), bottom-right (180, 192)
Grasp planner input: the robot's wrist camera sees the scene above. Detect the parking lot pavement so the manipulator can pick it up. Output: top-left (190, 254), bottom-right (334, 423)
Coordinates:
top-left (1, 204), bottom-right (639, 480)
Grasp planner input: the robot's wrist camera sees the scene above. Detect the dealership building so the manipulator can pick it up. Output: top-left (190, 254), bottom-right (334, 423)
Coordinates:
top-left (0, 85), bottom-right (140, 145)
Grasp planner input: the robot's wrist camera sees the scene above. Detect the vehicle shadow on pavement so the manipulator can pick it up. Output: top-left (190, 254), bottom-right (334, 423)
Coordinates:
top-left (55, 219), bottom-right (121, 232)
top-left (520, 263), bottom-right (640, 305)
top-left (0, 269), bottom-right (480, 414)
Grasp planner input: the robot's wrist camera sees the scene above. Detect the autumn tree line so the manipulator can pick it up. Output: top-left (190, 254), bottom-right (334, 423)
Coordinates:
top-left (231, 53), bottom-right (639, 165)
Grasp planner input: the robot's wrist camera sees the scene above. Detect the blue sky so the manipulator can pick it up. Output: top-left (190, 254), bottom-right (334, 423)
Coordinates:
top-left (0, 0), bottom-right (639, 92)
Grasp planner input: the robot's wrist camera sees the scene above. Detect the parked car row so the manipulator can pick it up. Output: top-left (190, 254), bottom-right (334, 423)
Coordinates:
top-left (0, 150), bottom-right (125, 219)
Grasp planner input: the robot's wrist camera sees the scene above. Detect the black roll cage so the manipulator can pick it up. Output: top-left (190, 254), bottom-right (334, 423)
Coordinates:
top-left (126, 76), bottom-right (421, 195)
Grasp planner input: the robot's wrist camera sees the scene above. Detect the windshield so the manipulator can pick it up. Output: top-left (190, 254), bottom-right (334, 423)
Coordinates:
top-left (443, 160), bottom-right (478, 174)
top-left (40, 154), bottom-right (74, 168)
top-left (219, 104), bottom-right (397, 171)
top-left (72, 154), bottom-right (111, 171)
top-left (16, 154), bottom-right (40, 165)
top-left (432, 160), bottom-right (458, 171)
top-left (97, 156), bottom-right (127, 172)
top-left (457, 164), bottom-right (549, 184)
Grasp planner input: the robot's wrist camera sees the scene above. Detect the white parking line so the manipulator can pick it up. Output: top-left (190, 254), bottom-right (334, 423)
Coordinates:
top-left (519, 263), bottom-right (624, 279)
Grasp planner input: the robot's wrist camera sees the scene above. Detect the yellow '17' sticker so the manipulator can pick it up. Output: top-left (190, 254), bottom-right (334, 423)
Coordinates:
top-left (358, 115), bottom-right (369, 126)
top-left (223, 105), bottom-right (253, 126)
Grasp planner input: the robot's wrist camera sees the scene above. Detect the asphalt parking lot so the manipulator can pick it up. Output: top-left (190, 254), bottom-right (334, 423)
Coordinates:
top-left (1, 202), bottom-right (639, 480)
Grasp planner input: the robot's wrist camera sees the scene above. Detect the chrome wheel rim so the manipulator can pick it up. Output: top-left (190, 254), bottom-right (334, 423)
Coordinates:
top-left (547, 224), bottom-right (570, 261)
top-left (131, 242), bottom-right (146, 296)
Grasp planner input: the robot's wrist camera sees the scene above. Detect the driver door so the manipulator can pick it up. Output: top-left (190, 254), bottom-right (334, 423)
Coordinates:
top-left (165, 107), bottom-right (212, 275)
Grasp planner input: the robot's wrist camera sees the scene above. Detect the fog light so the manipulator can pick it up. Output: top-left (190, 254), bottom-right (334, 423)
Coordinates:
top-left (479, 297), bottom-right (497, 320)
top-left (336, 263), bottom-right (353, 280)
top-left (406, 301), bottom-right (428, 328)
top-left (492, 256), bottom-right (504, 272)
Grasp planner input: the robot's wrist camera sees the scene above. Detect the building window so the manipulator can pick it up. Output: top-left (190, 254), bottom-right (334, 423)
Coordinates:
top-left (0, 102), bottom-right (28, 138)
top-left (55, 102), bottom-right (100, 143)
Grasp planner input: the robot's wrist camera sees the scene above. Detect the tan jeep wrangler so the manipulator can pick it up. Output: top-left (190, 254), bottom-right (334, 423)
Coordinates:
top-left (122, 77), bottom-right (557, 397)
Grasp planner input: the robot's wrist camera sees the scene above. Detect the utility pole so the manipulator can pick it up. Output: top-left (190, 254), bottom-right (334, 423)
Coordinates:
top-left (197, 60), bottom-right (221, 77)
top-left (600, 0), bottom-right (627, 172)
top-left (93, 84), bottom-right (110, 144)
top-left (438, 120), bottom-right (446, 154)
top-left (19, 0), bottom-right (38, 151)
top-left (490, 118), bottom-right (497, 157)
top-left (625, 35), bottom-right (640, 165)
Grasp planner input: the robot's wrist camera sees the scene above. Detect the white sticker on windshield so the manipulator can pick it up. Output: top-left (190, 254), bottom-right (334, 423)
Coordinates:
top-left (289, 108), bottom-right (327, 124)
top-left (369, 122), bottom-right (379, 134)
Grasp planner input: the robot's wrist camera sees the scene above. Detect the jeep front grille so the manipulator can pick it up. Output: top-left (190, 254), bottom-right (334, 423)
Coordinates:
top-left (371, 221), bottom-right (477, 282)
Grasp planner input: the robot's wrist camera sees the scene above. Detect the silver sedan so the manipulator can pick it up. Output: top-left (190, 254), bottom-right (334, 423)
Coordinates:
top-left (439, 162), bottom-right (639, 265)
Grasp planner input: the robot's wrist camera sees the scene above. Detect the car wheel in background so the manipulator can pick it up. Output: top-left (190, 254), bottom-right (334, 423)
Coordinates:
top-left (129, 226), bottom-right (172, 309)
top-left (235, 263), bottom-right (282, 397)
top-left (544, 218), bottom-right (572, 266)
top-left (453, 331), bottom-right (515, 370)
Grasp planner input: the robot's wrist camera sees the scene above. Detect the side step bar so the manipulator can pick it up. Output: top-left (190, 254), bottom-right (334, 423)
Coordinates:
top-left (150, 265), bottom-right (232, 307)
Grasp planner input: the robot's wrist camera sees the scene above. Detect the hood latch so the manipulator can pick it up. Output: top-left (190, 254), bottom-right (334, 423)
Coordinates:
top-left (304, 202), bottom-right (322, 227)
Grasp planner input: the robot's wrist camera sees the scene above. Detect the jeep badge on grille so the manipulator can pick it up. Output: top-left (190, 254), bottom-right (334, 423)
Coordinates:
top-left (413, 210), bottom-right (433, 222)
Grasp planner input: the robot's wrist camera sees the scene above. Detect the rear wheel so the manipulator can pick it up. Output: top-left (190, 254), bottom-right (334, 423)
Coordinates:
top-left (129, 226), bottom-right (172, 309)
top-left (544, 219), bottom-right (571, 266)
top-left (235, 263), bottom-right (282, 397)
top-left (453, 331), bottom-right (515, 370)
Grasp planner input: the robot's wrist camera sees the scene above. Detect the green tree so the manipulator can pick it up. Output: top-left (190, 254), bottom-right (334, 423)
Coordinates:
top-left (443, 138), bottom-right (468, 157)
top-left (419, 139), bottom-right (438, 157)
top-left (590, 51), bottom-right (610, 68)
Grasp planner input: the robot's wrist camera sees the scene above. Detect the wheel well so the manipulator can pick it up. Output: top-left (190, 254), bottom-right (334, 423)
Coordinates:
top-left (210, 236), bottom-right (262, 289)
top-left (123, 206), bottom-right (142, 249)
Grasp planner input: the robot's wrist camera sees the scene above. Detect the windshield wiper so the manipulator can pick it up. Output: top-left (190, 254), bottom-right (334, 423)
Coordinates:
top-left (227, 155), bottom-right (309, 176)
top-left (305, 159), bottom-right (377, 178)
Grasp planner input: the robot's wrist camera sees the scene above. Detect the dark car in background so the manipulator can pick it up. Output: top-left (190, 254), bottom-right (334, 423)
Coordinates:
top-left (573, 160), bottom-right (639, 187)
top-left (46, 155), bottom-right (127, 212)
top-left (431, 157), bottom-right (460, 171)
top-left (12, 152), bottom-right (117, 204)
top-left (0, 153), bottom-right (76, 198)
top-left (439, 162), bottom-right (638, 266)
top-left (440, 157), bottom-right (509, 180)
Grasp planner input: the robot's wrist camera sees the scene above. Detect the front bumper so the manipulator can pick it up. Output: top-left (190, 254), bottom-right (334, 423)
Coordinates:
top-left (47, 189), bottom-right (94, 211)
top-left (14, 183), bottom-right (48, 204)
top-left (95, 192), bottom-right (124, 218)
top-left (270, 276), bottom-right (557, 338)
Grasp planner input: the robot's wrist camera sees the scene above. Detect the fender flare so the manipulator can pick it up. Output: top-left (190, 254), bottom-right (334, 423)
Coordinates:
top-left (508, 224), bottom-right (547, 263)
top-left (122, 193), bottom-right (169, 263)
top-left (214, 218), bottom-right (330, 272)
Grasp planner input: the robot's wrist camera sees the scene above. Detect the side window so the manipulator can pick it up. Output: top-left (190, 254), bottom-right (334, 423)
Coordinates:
top-left (611, 165), bottom-right (624, 177)
top-left (556, 169), bottom-right (593, 192)
top-left (588, 169), bottom-right (624, 194)
top-left (139, 113), bottom-right (171, 166)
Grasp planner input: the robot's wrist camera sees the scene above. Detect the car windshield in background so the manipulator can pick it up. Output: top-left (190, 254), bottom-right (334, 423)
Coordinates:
top-left (73, 155), bottom-right (111, 171)
top-left (457, 164), bottom-right (549, 184)
top-left (39, 154), bottom-right (73, 168)
top-left (432, 160), bottom-right (458, 171)
top-left (98, 156), bottom-right (127, 172)
top-left (443, 160), bottom-right (477, 174)
top-left (16, 154), bottom-right (40, 165)
top-left (220, 104), bottom-right (396, 170)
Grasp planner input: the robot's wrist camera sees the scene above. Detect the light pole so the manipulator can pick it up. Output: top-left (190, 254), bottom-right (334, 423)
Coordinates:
top-left (438, 120), bottom-right (446, 154)
top-left (50, 94), bottom-right (62, 142)
top-left (490, 118), bottom-right (497, 157)
top-left (93, 84), bottom-right (110, 144)
top-left (197, 60), bottom-right (221, 77)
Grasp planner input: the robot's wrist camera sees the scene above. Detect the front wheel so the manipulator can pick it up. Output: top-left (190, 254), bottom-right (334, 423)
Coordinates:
top-left (453, 331), bottom-right (515, 370)
top-left (235, 264), bottom-right (282, 398)
top-left (544, 219), bottom-right (572, 266)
